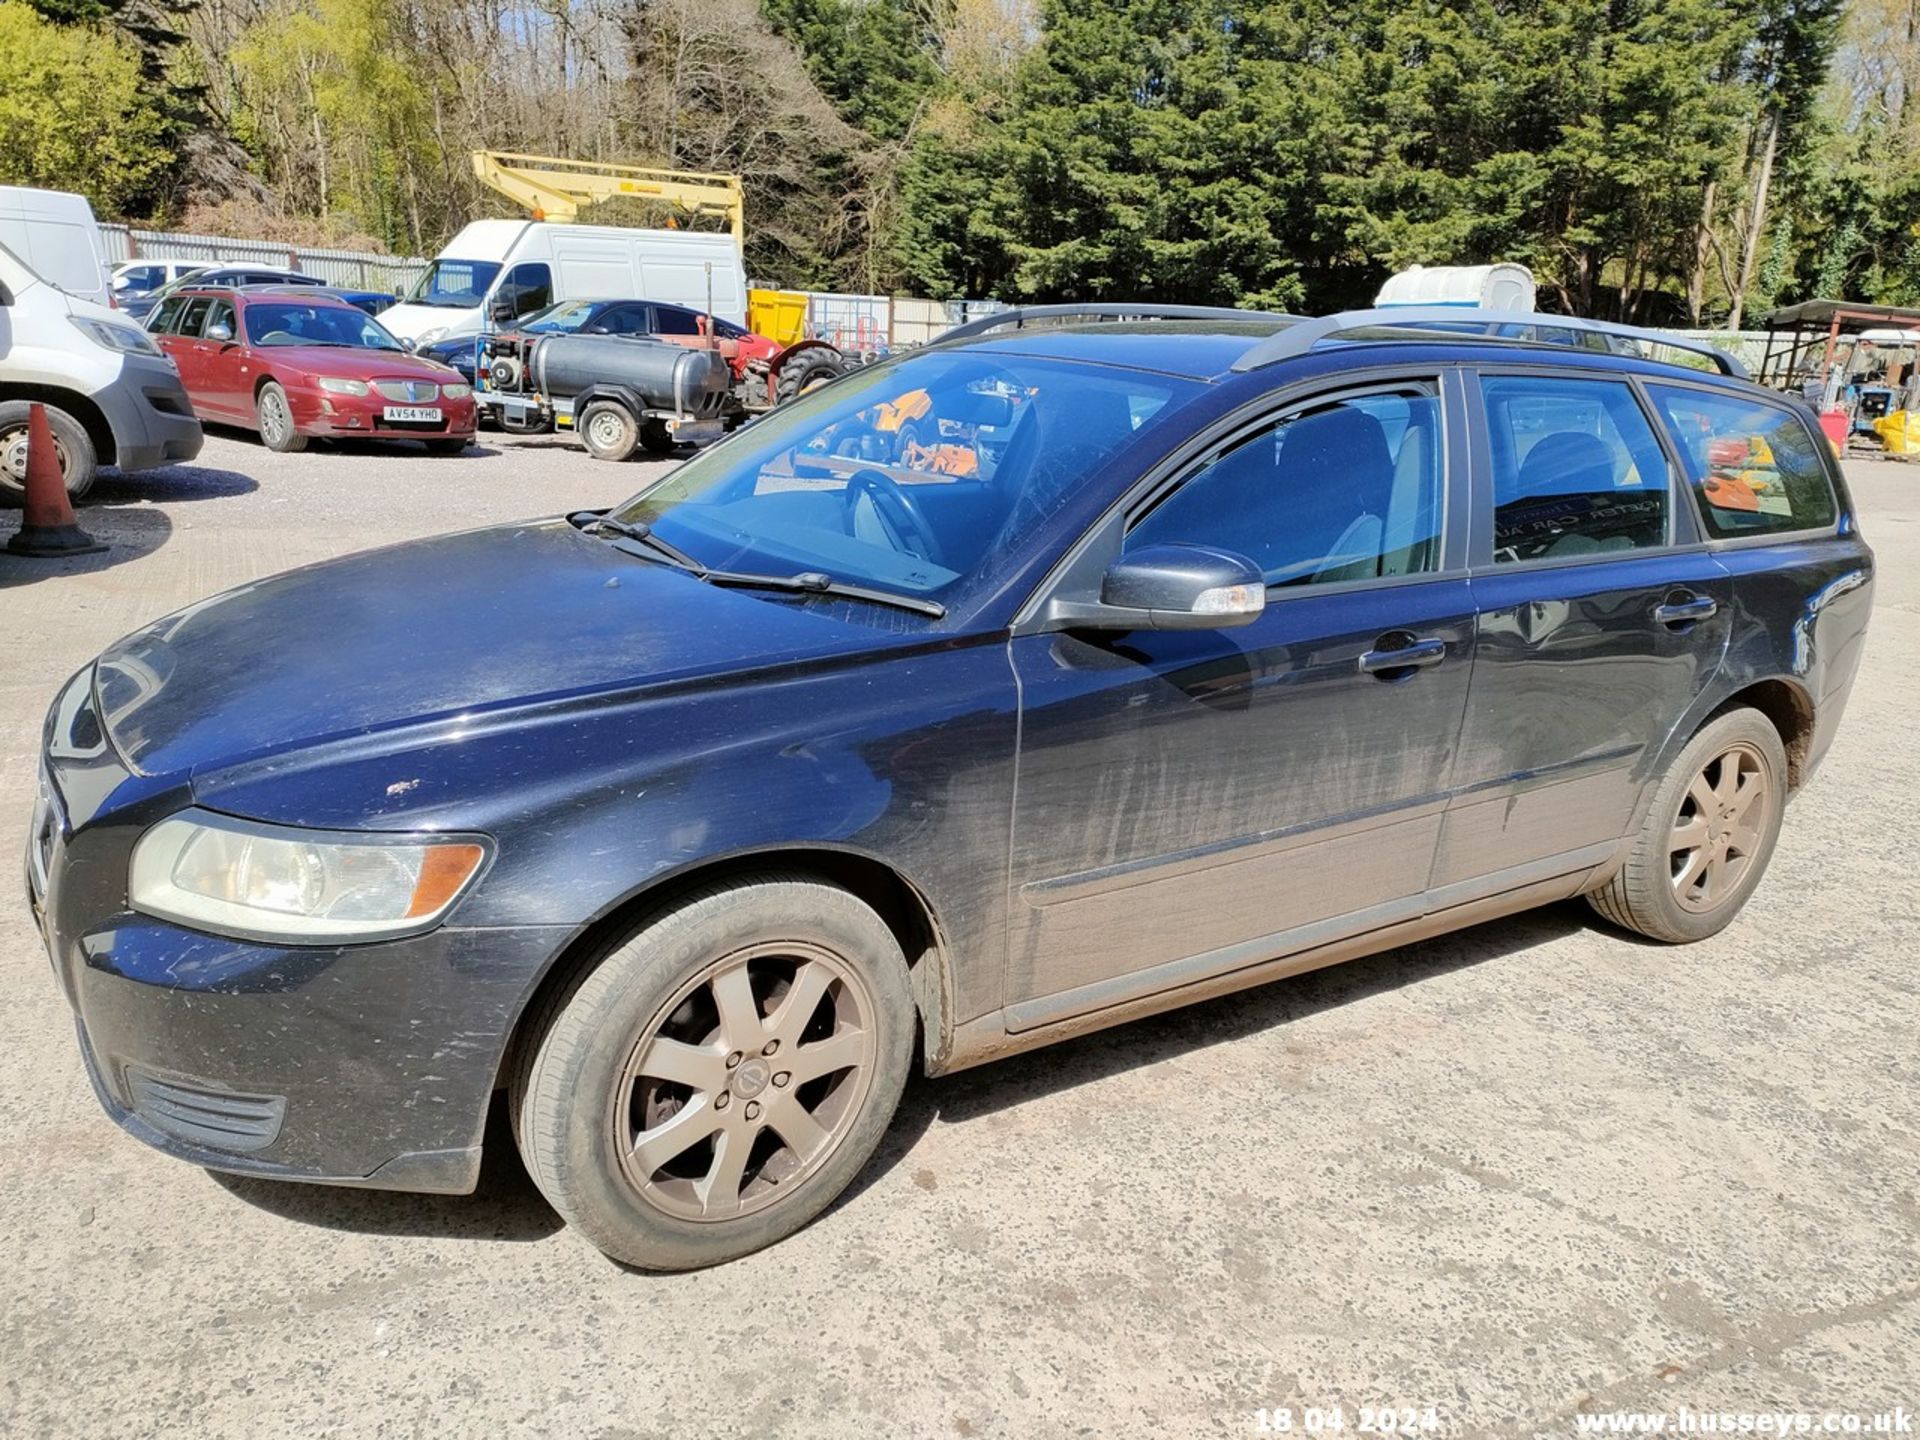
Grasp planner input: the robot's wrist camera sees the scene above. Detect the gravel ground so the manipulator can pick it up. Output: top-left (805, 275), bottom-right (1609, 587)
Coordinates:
top-left (0, 429), bottom-right (1915, 1439)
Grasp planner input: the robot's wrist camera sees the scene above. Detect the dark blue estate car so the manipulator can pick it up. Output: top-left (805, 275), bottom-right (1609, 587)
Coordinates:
top-left (29, 304), bottom-right (1873, 1269)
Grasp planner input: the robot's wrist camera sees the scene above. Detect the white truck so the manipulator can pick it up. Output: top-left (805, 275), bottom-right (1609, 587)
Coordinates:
top-left (379, 219), bottom-right (748, 347)
top-left (1, 237), bottom-right (202, 501)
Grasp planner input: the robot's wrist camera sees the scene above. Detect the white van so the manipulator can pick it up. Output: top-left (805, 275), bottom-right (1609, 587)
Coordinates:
top-left (1375, 263), bottom-right (1536, 312)
top-left (379, 219), bottom-right (748, 346)
top-left (0, 187), bottom-right (113, 310)
top-left (0, 240), bottom-right (202, 500)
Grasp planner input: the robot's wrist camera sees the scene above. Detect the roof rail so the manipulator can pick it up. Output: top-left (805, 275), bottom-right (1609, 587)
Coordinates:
top-left (938, 302), bottom-right (1291, 346)
top-left (1230, 306), bottom-right (1750, 380)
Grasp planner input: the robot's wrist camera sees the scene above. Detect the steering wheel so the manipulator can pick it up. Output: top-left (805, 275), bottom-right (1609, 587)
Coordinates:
top-left (843, 469), bottom-right (945, 567)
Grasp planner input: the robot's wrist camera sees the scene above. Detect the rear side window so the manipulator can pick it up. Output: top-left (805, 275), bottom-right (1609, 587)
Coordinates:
top-left (147, 296), bottom-right (188, 334)
top-left (1127, 388), bottom-right (1445, 587)
top-left (1648, 386), bottom-right (1838, 539)
top-left (177, 297), bottom-right (214, 336)
top-left (1481, 375), bottom-right (1671, 563)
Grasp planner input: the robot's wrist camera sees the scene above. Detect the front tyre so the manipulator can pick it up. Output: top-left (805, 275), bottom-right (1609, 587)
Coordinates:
top-left (1587, 707), bottom-right (1788, 943)
top-left (514, 876), bottom-right (915, 1269)
top-left (0, 400), bottom-right (98, 504)
top-left (255, 382), bottom-right (308, 453)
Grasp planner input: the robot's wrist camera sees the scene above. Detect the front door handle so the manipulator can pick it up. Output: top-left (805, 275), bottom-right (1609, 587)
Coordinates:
top-left (1358, 634), bottom-right (1447, 677)
top-left (1654, 593), bottom-right (1718, 627)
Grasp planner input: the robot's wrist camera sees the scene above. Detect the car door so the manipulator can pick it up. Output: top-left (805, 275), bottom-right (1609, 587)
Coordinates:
top-left (165, 296), bottom-right (217, 410)
top-left (1434, 369), bottom-right (1733, 893)
top-left (1004, 374), bottom-right (1476, 1030)
top-left (194, 297), bottom-right (247, 420)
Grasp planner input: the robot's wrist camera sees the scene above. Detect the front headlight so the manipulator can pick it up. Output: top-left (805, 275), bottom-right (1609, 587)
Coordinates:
top-left (415, 327), bottom-right (448, 346)
top-left (70, 316), bottom-right (159, 357)
top-left (129, 810), bottom-right (489, 943)
top-left (442, 383), bottom-right (472, 399)
top-left (317, 377), bottom-right (370, 396)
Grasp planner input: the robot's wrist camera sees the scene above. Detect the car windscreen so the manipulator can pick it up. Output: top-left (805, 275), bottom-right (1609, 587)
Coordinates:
top-left (608, 351), bottom-right (1201, 601)
top-left (244, 302), bottom-right (405, 350)
top-left (406, 258), bottom-right (502, 308)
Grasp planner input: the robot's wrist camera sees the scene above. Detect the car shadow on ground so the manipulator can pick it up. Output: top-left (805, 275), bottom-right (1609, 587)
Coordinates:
top-left (0, 463), bottom-right (255, 587)
top-left (210, 900), bottom-right (1601, 1251)
top-left (197, 422), bottom-right (502, 461)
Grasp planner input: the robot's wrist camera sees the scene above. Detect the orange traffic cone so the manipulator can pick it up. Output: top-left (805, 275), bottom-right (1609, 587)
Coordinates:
top-left (6, 403), bottom-right (104, 557)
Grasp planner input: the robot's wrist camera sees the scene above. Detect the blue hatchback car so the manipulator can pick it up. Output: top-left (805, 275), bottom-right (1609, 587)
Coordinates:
top-left (30, 305), bottom-right (1873, 1269)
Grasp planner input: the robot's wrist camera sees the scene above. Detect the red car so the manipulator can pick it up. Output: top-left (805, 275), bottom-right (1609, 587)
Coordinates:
top-left (146, 287), bottom-right (477, 454)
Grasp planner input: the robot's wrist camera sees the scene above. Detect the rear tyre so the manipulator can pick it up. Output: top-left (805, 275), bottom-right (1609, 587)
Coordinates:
top-left (774, 351), bottom-right (844, 406)
top-left (579, 400), bottom-right (639, 462)
top-left (1587, 707), bottom-right (1788, 943)
top-left (513, 876), bottom-right (915, 1270)
top-left (0, 400), bottom-right (97, 504)
top-left (255, 383), bottom-right (308, 453)
top-left (638, 420), bottom-right (677, 456)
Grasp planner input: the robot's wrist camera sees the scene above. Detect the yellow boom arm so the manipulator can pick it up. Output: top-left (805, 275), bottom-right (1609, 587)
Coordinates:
top-left (470, 150), bottom-right (744, 241)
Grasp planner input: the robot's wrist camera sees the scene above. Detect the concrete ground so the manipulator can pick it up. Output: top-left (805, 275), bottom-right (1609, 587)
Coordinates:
top-left (0, 430), bottom-right (1914, 1439)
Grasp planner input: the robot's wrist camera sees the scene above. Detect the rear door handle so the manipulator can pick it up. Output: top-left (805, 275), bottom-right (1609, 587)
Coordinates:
top-left (1653, 594), bottom-right (1718, 627)
top-left (1358, 635), bottom-right (1447, 677)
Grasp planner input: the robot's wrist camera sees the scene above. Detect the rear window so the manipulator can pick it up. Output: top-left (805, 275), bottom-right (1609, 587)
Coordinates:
top-left (1481, 375), bottom-right (1672, 562)
top-left (1649, 386), bottom-right (1838, 539)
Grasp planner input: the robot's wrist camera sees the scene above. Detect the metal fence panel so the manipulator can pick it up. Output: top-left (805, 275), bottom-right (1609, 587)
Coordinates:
top-left (101, 225), bottom-right (430, 293)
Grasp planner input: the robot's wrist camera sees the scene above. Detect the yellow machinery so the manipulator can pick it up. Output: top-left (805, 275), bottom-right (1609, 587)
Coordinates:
top-left (469, 150), bottom-right (807, 343)
top-left (470, 150), bottom-right (744, 240)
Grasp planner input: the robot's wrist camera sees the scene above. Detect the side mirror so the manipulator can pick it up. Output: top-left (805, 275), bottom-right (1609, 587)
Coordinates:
top-left (206, 322), bottom-right (234, 343)
top-left (1050, 544), bottom-right (1267, 631)
top-left (488, 288), bottom-right (517, 324)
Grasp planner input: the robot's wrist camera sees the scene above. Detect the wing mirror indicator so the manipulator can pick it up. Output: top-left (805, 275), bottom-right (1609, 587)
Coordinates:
top-left (1048, 543), bottom-right (1268, 632)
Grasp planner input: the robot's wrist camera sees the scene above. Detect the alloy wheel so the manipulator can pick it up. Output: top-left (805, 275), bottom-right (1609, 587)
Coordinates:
top-left (259, 392), bottom-right (290, 445)
top-left (1670, 740), bottom-right (1769, 913)
top-left (608, 942), bottom-right (876, 1222)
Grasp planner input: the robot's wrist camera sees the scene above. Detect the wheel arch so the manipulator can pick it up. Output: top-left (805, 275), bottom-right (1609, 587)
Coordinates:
top-left (1708, 676), bottom-right (1816, 790)
top-left (493, 845), bottom-right (953, 1098)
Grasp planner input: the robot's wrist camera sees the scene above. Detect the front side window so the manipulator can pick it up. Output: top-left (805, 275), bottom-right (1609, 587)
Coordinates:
top-left (1126, 389), bottom-right (1445, 587)
top-left (1648, 385), bottom-right (1838, 539)
top-left (500, 262), bottom-right (552, 318)
top-left (652, 306), bottom-right (701, 336)
top-left (610, 353), bottom-right (1200, 601)
top-left (201, 299), bottom-right (236, 339)
top-left (594, 306), bottom-right (654, 336)
top-left (1481, 375), bottom-right (1671, 562)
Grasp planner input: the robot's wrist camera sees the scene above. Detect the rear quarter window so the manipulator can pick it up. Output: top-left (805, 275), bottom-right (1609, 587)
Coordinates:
top-left (1649, 385), bottom-right (1838, 539)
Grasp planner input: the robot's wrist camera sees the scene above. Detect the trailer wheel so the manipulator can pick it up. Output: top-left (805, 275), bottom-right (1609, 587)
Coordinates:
top-left (639, 420), bottom-right (677, 456)
top-left (579, 401), bottom-right (640, 462)
top-left (774, 351), bottom-right (844, 406)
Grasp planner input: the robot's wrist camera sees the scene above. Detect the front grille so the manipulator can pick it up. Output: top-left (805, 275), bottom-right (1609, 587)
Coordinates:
top-left (371, 379), bottom-right (440, 403)
top-left (125, 1066), bottom-right (286, 1153)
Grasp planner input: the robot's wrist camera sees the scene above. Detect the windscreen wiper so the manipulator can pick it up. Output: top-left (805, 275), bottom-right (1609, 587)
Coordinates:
top-left (568, 511), bottom-right (705, 573)
top-left (567, 511), bottom-right (944, 617)
top-left (698, 569), bottom-right (946, 618)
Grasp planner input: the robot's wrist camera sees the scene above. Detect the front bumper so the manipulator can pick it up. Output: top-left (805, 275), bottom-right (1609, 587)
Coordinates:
top-left (290, 386), bottom-right (478, 441)
top-left (92, 353), bottom-right (203, 472)
top-left (29, 703), bottom-right (566, 1193)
